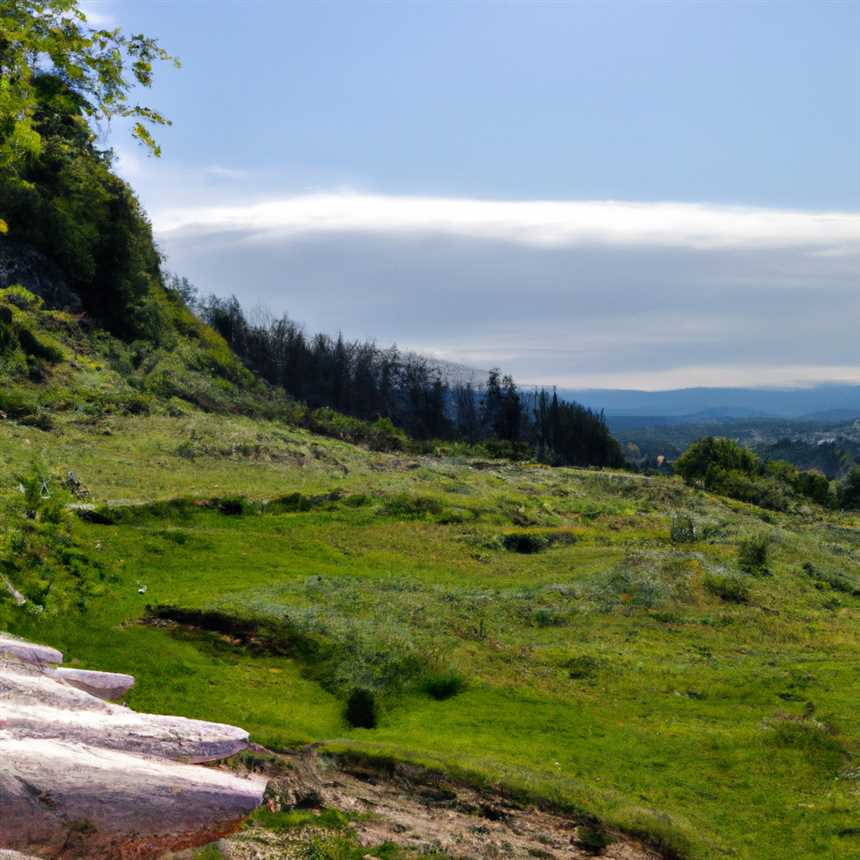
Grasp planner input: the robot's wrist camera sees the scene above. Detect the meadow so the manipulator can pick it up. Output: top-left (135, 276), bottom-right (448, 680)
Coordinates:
top-left (3, 412), bottom-right (860, 858)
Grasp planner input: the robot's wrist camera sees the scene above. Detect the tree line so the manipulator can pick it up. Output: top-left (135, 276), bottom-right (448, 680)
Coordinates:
top-left (176, 286), bottom-right (624, 468)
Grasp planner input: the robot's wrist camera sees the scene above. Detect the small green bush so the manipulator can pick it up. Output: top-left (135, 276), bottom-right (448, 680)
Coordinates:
top-left (345, 687), bottom-right (378, 729)
top-left (421, 670), bottom-right (466, 700)
top-left (738, 536), bottom-right (770, 576)
top-left (704, 573), bottom-right (750, 603)
top-left (567, 655), bottom-right (600, 680)
top-left (670, 513), bottom-right (696, 543)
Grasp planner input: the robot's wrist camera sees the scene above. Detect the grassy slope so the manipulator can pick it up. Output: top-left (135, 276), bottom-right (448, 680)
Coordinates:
top-left (2, 409), bottom-right (860, 859)
top-left (1, 301), bottom-right (859, 859)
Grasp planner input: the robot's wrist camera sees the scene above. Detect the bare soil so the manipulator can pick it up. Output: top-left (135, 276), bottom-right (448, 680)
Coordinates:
top-left (214, 746), bottom-right (662, 860)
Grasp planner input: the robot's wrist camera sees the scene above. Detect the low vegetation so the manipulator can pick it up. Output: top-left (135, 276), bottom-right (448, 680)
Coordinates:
top-left (1, 411), bottom-right (858, 858)
top-left (675, 435), bottom-right (858, 511)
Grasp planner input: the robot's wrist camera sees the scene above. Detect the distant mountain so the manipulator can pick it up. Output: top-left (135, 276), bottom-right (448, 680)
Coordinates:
top-left (555, 385), bottom-right (860, 421)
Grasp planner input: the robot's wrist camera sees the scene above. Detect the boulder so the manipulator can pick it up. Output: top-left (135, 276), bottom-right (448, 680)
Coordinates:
top-left (0, 636), bottom-right (62, 667)
top-left (1, 660), bottom-right (249, 764)
top-left (46, 667), bottom-right (135, 701)
top-left (0, 735), bottom-right (266, 859)
top-left (0, 636), bottom-right (266, 858)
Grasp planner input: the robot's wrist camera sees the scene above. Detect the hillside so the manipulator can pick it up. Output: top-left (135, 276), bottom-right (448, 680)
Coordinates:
top-left (1, 304), bottom-right (860, 857)
top-left (1, 7), bottom-right (859, 857)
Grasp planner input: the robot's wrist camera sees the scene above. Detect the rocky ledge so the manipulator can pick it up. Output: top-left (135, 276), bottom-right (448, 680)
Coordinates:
top-left (0, 634), bottom-right (266, 859)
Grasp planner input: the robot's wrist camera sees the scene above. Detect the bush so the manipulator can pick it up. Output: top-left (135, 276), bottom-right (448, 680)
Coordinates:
top-left (345, 687), bottom-right (378, 729)
top-left (704, 573), bottom-right (750, 603)
top-left (501, 530), bottom-right (577, 554)
top-left (675, 437), bottom-right (759, 485)
top-left (379, 494), bottom-right (444, 519)
top-left (421, 670), bottom-right (466, 700)
top-left (566, 655), bottom-right (600, 680)
top-left (670, 513), bottom-right (696, 543)
top-left (738, 536), bottom-right (770, 576)
top-left (841, 466), bottom-right (860, 510)
top-left (367, 417), bottom-right (407, 452)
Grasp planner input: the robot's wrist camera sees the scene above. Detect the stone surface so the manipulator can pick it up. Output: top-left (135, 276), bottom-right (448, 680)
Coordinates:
top-left (0, 636), bottom-right (266, 858)
top-left (0, 635), bottom-right (62, 666)
top-left (0, 240), bottom-right (81, 311)
top-left (46, 667), bottom-right (135, 701)
top-left (0, 735), bottom-right (266, 859)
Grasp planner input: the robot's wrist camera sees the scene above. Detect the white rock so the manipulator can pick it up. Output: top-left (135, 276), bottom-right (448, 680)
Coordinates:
top-left (4, 702), bottom-right (252, 764)
top-left (0, 635), bottom-right (62, 666)
top-left (1, 663), bottom-right (250, 763)
top-left (0, 734), bottom-right (267, 859)
top-left (0, 637), bottom-right (266, 857)
top-left (47, 667), bottom-right (135, 701)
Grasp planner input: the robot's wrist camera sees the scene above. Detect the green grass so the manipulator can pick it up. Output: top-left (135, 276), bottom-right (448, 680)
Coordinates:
top-left (2, 410), bottom-right (860, 859)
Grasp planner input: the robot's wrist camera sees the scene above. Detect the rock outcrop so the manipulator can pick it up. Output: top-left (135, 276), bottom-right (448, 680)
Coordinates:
top-left (46, 667), bottom-right (135, 701)
top-left (0, 240), bottom-right (81, 312)
top-left (0, 634), bottom-right (266, 859)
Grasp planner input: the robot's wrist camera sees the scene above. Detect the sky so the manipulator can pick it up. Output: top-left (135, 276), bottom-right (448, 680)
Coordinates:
top-left (85, 0), bottom-right (860, 390)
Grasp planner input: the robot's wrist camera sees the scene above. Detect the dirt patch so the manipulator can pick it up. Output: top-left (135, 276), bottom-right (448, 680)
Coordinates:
top-left (216, 746), bottom-right (662, 860)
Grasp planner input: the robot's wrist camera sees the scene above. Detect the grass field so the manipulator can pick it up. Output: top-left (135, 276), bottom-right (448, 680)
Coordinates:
top-left (3, 411), bottom-right (860, 859)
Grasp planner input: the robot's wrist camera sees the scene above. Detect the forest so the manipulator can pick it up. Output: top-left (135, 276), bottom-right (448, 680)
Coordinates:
top-left (186, 288), bottom-right (625, 468)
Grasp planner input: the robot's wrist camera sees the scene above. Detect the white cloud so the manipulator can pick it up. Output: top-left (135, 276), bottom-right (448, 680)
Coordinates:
top-left (153, 193), bottom-right (860, 254)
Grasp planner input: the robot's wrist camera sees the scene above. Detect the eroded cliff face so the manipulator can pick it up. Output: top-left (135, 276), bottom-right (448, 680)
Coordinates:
top-left (0, 634), bottom-right (266, 859)
top-left (0, 241), bottom-right (81, 312)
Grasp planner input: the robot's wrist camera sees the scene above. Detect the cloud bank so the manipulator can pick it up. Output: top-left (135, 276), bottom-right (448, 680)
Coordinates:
top-left (140, 178), bottom-right (859, 389)
top-left (155, 193), bottom-right (860, 253)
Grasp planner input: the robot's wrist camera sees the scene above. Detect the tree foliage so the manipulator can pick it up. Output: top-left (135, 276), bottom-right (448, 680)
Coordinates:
top-left (0, 1), bottom-right (178, 336)
top-left (675, 436), bottom-right (841, 511)
top-left (190, 291), bottom-right (625, 468)
top-left (0, 0), bottom-right (177, 175)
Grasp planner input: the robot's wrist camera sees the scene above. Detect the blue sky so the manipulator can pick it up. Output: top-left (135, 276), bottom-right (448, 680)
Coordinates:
top-left (86, 0), bottom-right (860, 389)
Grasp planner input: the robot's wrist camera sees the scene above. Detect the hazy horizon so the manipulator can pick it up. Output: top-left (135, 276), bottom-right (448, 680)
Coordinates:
top-left (85, 0), bottom-right (859, 390)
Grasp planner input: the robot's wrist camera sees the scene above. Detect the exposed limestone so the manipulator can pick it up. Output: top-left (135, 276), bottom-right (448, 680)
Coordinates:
top-left (0, 635), bottom-right (266, 858)
top-left (0, 735), bottom-right (266, 859)
top-left (46, 667), bottom-right (135, 701)
top-left (0, 635), bottom-right (62, 666)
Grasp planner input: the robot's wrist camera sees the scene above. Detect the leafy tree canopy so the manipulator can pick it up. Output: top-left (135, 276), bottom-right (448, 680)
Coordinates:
top-left (0, 0), bottom-right (177, 188)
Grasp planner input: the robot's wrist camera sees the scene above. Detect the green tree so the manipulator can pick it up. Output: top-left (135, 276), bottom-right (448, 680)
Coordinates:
top-left (0, 0), bottom-right (178, 182)
top-left (674, 437), bottom-right (760, 486)
top-left (842, 466), bottom-right (860, 510)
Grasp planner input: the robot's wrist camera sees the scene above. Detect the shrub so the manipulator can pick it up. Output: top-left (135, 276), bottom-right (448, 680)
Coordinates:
top-left (675, 437), bottom-right (759, 485)
top-left (502, 532), bottom-right (546, 554)
top-left (501, 530), bottom-right (576, 554)
top-left (566, 655), bottom-right (599, 680)
top-left (421, 670), bottom-right (466, 700)
top-left (704, 573), bottom-right (750, 603)
top-left (670, 513), bottom-right (696, 543)
top-left (367, 417), bottom-right (407, 452)
top-left (345, 688), bottom-right (378, 729)
top-left (841, 467), bottom-right (860, 510)
top-left (533, 607), bottom-right (565, 627)
top-left (738, 536), bottom-right (770, 576)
